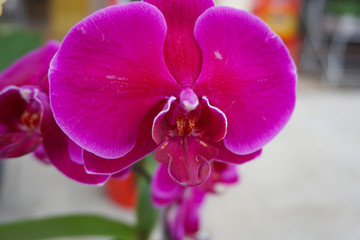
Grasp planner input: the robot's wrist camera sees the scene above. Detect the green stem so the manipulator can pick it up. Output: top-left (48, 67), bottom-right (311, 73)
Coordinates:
top-left (132, 163), bottom-right (151, 182)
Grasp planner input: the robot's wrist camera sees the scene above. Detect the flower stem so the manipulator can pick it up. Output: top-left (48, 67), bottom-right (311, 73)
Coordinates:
top-left (132, 163), bottom-right (151, 182)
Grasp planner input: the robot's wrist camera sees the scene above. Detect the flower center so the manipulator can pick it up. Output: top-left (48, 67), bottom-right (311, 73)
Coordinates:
top-left (174, 88), bottom-right (201, 137)
top-left (21, 111), bottom-right (40, 130)
top-left (176, 117), bottom-right (196, 136)
top-left (152, 90), bottom-right (228, 186)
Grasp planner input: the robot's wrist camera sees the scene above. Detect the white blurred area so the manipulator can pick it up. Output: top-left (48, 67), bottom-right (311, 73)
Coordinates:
top-left (215, 0), bottom-right (253, 11)
top-left (1, 0), bottom-right (360, 240)
top-left (1, 78), bottom-right (360, 240)
top-left (203, 78), bottom-right (360, 240)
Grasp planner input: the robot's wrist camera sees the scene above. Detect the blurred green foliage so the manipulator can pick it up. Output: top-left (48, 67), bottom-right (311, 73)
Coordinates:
top-left (0, 25), bottom-right (41, 71)
top-left (135, 155), bottom-right (159, 240)
top-left (0, 214), bottom-right (136, 240)
top-left (325, 0), bottom-right (360, 16)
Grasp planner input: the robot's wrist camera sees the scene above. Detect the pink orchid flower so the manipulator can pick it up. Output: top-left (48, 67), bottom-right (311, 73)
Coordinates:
top-left (166, 187), bottom-right (205, 240)
top-left (151, 162), bottom-right (239, 240)
top-left (49, 0), bottom-right (296, 186)
top-left (151, 162), bottom-right (239, 207)
top-left (0, 41), bottom-right (110, 185)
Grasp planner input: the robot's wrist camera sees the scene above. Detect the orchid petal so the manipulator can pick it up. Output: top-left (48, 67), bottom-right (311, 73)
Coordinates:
top-left (199, 161), bottom-right (239, 192)
top-left (145, 0), bottom-right (214, 87)
top-left (167, 188), bottom-right (205, 240)
top-left (151, 163), bottom-right (183, 207)
top-left (154, 136), bottom-right (218, 186)
top-left (68, 140), bottom-right (83, 164)
top-left (0, 132), bottom-right (42, 158)
top-left (167, 202), bottom-right (185, 240)
top-left (49, 2), bottom-right (179, 159)
top-left (215, 141), bottom-right (262, 164)
top-left (0, 87), bottom-right (27, 125)
top-left (212, 161), bottom-right (239, 184)
top-left (184, 188), bottom-right (205, 234)
top-left (33, 144), bottom-right (50, 164)
top-left (194, 7), bottom-right (296, 154)
top-left (40, 94), bottom-right (109, 185)
top-left (83, 101), bottom-right (166, 174)
top-left (0, 41), bottom-right (59, 91)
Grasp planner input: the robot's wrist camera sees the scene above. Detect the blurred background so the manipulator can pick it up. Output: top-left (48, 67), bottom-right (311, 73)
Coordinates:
top-left (0, 0), bottom-right (360, 239)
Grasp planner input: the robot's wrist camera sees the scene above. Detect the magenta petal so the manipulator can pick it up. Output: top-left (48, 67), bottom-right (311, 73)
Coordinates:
top-left (145, 0), bottom-right (214, 87)
top-left (154, 136), bottom-right (218, 186)
top-left (0, 132), bottom-right (42, 158)
top-left (212, 161), bottom-right (239, 184)
top-left (49, 3), bottom-right (179, 159)
top-left (184, 188), bottom-right (205, 234)
top-left (68, 140), bottom-right (83, 164)
top-left (194, 7), bottom-right (297, 154)
top-left (199, 161), bottom-right (239, 192)
top-left (0, 41), bottom-right (59, 91)
top-left (1, 132), bottom-right (27, 158)
top-left (168, 201), bottom-right (186, 240)
top-left (33, 144), bottom-right (50, 164)
top-left (151, 163), bottom-right (183, 207)
top-left (40, 95), bottom-right (109, 185)
top-left (46, 138), bottom-right (110, 185)
top-left (215, 141), bottom-right (262, 164)
top-left (167, 188), bottom-right (205, 240)
top-left (83, 101), bottom-right (165, 174)
top-left (0, 87), bottom-right (27, 125)
top-left (111, 167), bottom-right (131, 179)
top-left (195, 96), bottom-right (227, 142)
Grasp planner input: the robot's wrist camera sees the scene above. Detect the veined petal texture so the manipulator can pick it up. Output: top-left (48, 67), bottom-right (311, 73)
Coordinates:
top-left (82, 101), bottom-right (166, 174)
top-left (151, 163), bottom-right (183, 207)
top-left (40, 94), bottom-right (110, 185)
top-left (145, 0), bottom-right (214, 87)
top-left (194, 7), bottom-right (296, 155)
top-left (49, 2), bottom-right (179, 159)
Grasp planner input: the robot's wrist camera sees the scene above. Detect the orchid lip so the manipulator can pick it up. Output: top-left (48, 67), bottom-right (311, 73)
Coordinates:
top-left (152, 94), bottom-right (228, 186)
top-left (168, 153), bottom-right (212, 187)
